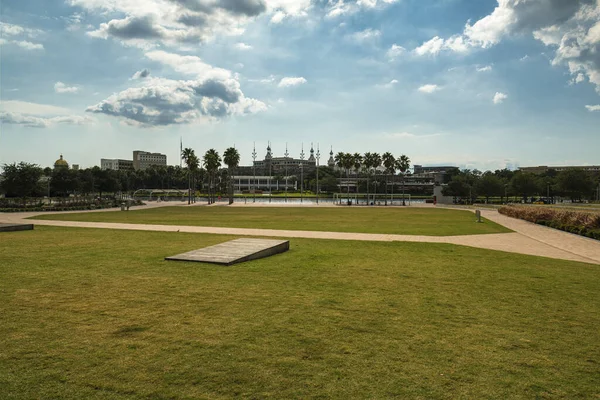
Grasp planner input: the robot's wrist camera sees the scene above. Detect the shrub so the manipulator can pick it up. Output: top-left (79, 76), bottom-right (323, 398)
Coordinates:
top-left (499, 205), bottom-right (600, 240)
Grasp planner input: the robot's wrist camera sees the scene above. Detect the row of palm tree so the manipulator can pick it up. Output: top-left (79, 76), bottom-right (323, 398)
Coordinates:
top-left (334, 151), bottom-right (411, 205)
top-left (181, 147), bottom-right (240, 205)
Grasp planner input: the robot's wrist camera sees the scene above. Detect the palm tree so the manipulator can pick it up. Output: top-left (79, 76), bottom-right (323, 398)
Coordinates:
top-left (382, 152), bottom-right (395, 206)
top-left (371, 153), bottom-right (382, 204)
top-left (334, 152), bottom-right (346, 203)
top-left (395, 154), bottom-right (411, 206)
top-left (188, 154), bottom-right (199, 203)
top-left (352, 153), bottom-right (363, 204)
top-left (203, 149), bottom-right (222, 204)
top-left (181, 147), bottom-right (195, 204)
top-left (363, 152), bottom-right (374, 205)
top-left (223, 147), bottom-right (240, 205)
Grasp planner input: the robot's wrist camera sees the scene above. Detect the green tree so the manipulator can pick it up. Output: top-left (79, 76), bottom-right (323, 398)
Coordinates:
top-left (475, 172), bottom-right (504, 203)
top-left (510, 171), bottom-right (540, 202)
top-left (395, 155), bottom-right (410, 206)
top-left (181, 147), bottom-right (196, 204)
top-left (382, 152), bottom-right (395, 206)
top-left (223, 147), bottom-right (240, 205)
top-left (0, 162), bottom-right (43, 202)
top-left (203, 149), bottom-right (222, 204)
top-left (557, 169), bottom-right (594, 202)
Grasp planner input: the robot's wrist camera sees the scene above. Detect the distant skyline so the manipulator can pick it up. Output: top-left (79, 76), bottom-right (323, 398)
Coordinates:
top-left (1, 0), bottom-right (599, 171)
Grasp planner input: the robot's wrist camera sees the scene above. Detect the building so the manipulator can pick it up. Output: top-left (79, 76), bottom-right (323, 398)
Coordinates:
top-left (412, 165), bottom-right (456, 174)
top-left (519, 165), bottom-right (600, 174)
top-left (101, 159), bottom-right (134, 171)
top-left (252, 144), bottom-right (317, 175)
top-left (133, 151), bottom-right (167, 170)
top-left (54, 154), bottom-right (69, 169)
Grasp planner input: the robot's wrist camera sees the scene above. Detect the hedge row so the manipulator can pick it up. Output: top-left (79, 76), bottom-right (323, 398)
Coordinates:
top-left (498, 206), bottom-right (600, 240)
top-left (0, 206), bottom-right (117, 213)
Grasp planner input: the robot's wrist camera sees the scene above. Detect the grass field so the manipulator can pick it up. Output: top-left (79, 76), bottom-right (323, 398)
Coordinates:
top-left (1, 227), bottom-right (599, 399)
top-left (31, 206), bottom-right (511, 236)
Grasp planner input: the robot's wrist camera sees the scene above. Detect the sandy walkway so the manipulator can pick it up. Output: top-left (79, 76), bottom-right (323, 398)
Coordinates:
top-left (2, 203), bottom-right (599, 265)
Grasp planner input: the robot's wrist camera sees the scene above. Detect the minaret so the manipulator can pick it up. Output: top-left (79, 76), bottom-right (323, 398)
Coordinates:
top-left (265, 142), bottom-right (272, 175)
top-left (308, 142), bottom-right (315, 164)
top-left (327, 146), bottom-right (335, 167)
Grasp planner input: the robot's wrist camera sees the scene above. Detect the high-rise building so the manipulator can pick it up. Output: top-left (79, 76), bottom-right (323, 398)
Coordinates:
top-left (132, 151), bottom-right (167, 170)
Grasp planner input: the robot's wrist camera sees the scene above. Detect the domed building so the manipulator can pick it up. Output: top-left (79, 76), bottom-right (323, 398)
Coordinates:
top-left (54, 154), bottom-right (69, 169)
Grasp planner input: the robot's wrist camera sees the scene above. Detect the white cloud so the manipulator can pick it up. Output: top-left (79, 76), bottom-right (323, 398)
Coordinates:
top-left (585, 104), bottom-right (600, 112)
top-left (380, 79), bottom-right (398, 89)
top-left (325, 0), bottom-right (399, 19)
top-left (418, 84), bottom-right (440, 94)
top-left (235, 42), bottom-right (253, 50)
top-left (519, 55), bottom-right (530, 61)
top-left (412, 1), bottom-right (600, 93)
top-left (0, 111), bottom-right (93, 128)
top-left (86, 77), bottom-right (266, 127)
top-left (414, 36), bottom-right (445, 56)
top-left (385, 132), bottom-right (442, 139)
top-left (493, 92), bottom-right (508, 104)
top-left (145, 50), bottom-right (232, 80)
top-left (278, 77), bottom-right (307, 87)
top-left (386, 44), bottom-right (405, 60)
top-left (476, 65), bottom-right (493, 72)
top-left (54, 82), bottom-right (80, 94)
top-left (73, 0), bottom-right (266, 48)
top-left (270, 11), bottom-right (287, 24)
top-left (84, 49), bottom-right (266, 126)
top-left (0, 101), bottom-right (73, 116)
top-left (14, 40), bottom-right (44, 50)
top-left (348, 28), bottom-right (381, 44)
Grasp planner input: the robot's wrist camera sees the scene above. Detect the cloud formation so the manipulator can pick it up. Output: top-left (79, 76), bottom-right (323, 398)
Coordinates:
top-left (0, 22), bottom-right (44, 50)
top-left (86, 78), bottom-right (266, 126)
top-left (418, 84), bottom-right (440, 94)
top-left (278, 77), bottom-right (307, 87)
top-left (54, 82), bottom-right (80, 94)
top-left (0, 112), bottom-right (92, 128)
top-left (413, 1), bottom-right (600, 92)
top-left (493, 92), bottom-right (508, 104)
top-left (585, 104), bottom-right (600, 111)
top-left (386, 44), bottom-right (405, 60)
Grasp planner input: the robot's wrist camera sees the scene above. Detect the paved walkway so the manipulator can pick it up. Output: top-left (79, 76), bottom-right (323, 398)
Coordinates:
top-left (1, 203), bottom-right (599, 265)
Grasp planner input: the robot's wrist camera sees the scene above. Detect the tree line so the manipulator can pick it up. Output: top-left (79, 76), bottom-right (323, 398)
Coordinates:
top-left (442, 168), bottom-right (600, 203)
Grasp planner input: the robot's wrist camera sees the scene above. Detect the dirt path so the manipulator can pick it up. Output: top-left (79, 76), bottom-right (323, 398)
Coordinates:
top-left (2, 203), bottom-right (599, 265)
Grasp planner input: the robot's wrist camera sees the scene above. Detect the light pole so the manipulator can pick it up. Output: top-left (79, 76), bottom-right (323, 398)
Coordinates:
top-left (284, 143), bottom-right (289, 203)
top-left (269, 143), bottom-right (272, 204)
top-left (300, 144), bottom-right (305, 203)
top-left (316, 144), bottom-right (320, 205)
top-left (252, 143), bottom-right (257, 203)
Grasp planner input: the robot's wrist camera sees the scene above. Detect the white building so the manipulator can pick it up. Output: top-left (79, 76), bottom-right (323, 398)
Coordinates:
top-left (133, 151), bottom-right (167, 170)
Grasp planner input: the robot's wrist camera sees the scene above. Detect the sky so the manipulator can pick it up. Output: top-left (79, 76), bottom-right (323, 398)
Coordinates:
top-left (1, 0), bottom-right (599, 172)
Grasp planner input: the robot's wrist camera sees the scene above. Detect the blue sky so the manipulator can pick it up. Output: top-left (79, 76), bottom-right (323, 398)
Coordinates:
top-left (1, 0), bottom-right (599, 171)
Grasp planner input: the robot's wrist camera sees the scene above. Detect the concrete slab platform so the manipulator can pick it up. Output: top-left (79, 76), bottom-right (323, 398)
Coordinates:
top-left (0, 223), bottom-right (34, 232)
top-left (165, 238), bottom-right (290, 266)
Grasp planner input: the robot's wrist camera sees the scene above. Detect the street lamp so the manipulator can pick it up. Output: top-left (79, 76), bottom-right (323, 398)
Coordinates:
top-left (300, 144), bottom-right (305, 203)
top-left (252, 143), bottom-right (257, 203)
top-left (284, 143), bottom-right (289, 203)
top-left (316, 144), bottom-right (320, 205)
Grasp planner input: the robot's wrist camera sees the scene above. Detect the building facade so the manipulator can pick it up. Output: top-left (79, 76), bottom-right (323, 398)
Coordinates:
top-left (412, 165), bottom-right (456, 174)
top-left (252, 144), bottom-right (317, 175)
top-left (101, 159), bottom-right (134, 171)
top-left (133, 151), bottom-right (167, 170)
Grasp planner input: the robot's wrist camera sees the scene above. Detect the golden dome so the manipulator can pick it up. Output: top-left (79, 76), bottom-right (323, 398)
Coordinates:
top-left (54, 154), bottom-right (69, 168)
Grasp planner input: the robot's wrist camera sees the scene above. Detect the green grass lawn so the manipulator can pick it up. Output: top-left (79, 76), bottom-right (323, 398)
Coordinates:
top-left (31, 206), bottom-right (511, 236)
top-left (1, 227), bottom-right (599, 399)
